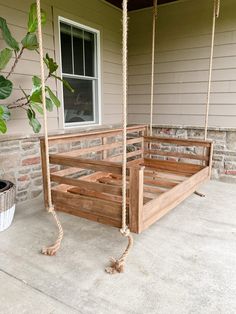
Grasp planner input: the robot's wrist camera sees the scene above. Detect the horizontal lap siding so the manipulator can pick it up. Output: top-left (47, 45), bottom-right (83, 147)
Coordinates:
top-left (47, 0), bottom-right (123, 127)
top-left (128, 0), bottom-right (236, 128)
top-left (0, 0), bottom-right (122, 135)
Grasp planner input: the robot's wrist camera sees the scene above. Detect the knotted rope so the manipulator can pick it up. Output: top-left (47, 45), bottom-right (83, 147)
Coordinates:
top-left (204, 0), bottom-right (220, 140)
top-left (105, 0), bottom-right (133, 274)
top-left (36, 0), bottom-right (64, 256)
top-left (150, 0), bottom-right (158, 136)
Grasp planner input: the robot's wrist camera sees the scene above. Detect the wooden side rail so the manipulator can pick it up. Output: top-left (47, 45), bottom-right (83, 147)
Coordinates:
top-left (142, 167), bottom-right (210, 231)
top-left (50, 174), bottom-right (123, 195)
top-left (49, 155), bottom-right (123, 175)
top-left (40, 125), bottom-right (147, 145)
top-left (144, 136), bottom-right (214, 168)
top-left (144, 136), bottom-right (212, 147)
top-left (55, 137), bottom-right (143, 158)
top-left (143, 158), bottom-right (204, 175)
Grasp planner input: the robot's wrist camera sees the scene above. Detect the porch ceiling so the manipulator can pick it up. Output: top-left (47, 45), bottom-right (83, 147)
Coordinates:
top-left (105, 0), bottom-right (178, 11)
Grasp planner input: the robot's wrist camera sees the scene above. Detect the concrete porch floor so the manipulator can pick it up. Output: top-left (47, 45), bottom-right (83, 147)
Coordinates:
top-left (0, 181), bottom-right (236, 314)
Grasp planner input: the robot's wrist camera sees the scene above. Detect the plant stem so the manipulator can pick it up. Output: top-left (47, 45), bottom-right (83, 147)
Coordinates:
top-left (6, 47), bottom-right (24, 79)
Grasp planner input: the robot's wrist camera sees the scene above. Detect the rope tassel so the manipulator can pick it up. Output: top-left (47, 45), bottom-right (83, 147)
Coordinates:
top-left (105, 230), bottom-right (133, 274)
top-left (41, 208), bottom-right (64, 256)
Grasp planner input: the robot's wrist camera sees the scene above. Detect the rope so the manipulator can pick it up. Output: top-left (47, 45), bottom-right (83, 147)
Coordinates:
top-left (204, 0), bottom-right (220, 140)
top-left (150, 0), bottom-right (158, 136)
top-left (105, 0), bottom-right (133, 274)
top-left (36, 0), bottom-right (63, 256)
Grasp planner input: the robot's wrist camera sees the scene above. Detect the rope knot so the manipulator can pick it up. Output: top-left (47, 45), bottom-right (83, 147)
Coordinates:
top-left (120, 227), bottom-right (130, 237)
top-left (47, 205), bottom-right (54, 213)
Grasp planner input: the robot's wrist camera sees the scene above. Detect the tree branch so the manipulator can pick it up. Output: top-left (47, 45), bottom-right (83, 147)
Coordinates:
top-left (6, 47), bottom-right (24, 79)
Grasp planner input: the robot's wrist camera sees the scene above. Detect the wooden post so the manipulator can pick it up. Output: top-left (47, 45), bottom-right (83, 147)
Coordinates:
top-left (129, 165), bottom-right (144, 233)
top-left (40, 139), bottom-right (49, 208)
top-left (208, 141), bottom-right (214, 178)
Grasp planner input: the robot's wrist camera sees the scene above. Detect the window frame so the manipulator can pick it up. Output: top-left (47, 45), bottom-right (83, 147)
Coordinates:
top-left (58, 16), bottom-right (101, 128)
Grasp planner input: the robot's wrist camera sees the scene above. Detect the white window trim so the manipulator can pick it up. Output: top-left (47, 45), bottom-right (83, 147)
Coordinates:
top-left (58, 16), bottom-right (102, 129)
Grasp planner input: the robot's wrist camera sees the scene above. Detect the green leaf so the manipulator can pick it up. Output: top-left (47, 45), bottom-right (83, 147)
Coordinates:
top-left (46, 86), bottom-right (60, 108)
top-left (28, 3), bottom-right (46, 33)
top-left (30, 117), bottom-right (41, 133)
top-left (32, 76), bottom-right (41, 88)
top-left (0, 17), bottom-right (19, 51)
top-left (46, 97), bottom-right (53, 111)
top-left (21, 33), bottom-right (39, 50)
top-left (27, 108), bottom-right (34, 120)
top-left (0, 75), bottom-right (13, 100)
top-left (0, 48), bottom-right (12, 70)
top-left (51, 74), bottom-right (74, 93)
top-left (0, 118), bottom-right (7, 134)
top-left (30, 102), bottom-right (43, 115)
top-left (30, 87), bottom-right (42, 103)
top-left (44, 53), bottom-right (58, 74)
top-left (27, 108), bottom-right (41, 133)
top-left (0, 105), bottom-right (10, 121)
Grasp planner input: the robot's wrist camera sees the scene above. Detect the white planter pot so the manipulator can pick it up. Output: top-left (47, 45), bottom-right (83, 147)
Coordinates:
top-left (0, 181), bottom-right (16, 232)
top-left (0, 205), bottom-right (16, 232)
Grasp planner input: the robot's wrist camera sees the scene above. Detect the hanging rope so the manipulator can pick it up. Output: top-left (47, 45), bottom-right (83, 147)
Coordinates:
top-left (105, 0), bottom-right (133, 274)
top-left (204, 0), bottom-right (220, 140)
top-left (36, 0), bottom-right (64, 256)
top-left (150, 0), bottom-right (158, 136)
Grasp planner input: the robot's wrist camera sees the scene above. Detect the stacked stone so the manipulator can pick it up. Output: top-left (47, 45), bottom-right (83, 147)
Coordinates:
top-left (153, 127), bottom-right (236, 184)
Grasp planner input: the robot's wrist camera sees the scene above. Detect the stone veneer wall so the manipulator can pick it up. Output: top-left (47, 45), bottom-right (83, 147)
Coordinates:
top-left (0, 126), bottom-right (235, 204)
top-left (152, 126), bottom-right (236, 184)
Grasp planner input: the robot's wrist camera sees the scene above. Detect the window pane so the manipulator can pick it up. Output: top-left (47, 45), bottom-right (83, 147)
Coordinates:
top-left (84, 31), bottom-right (95, 77)
top-left (60, 23), bottom-right (72, 73)
top-left (63, 77), bottom-right (94, 123)
top-left (73, 27), bottom-right (84, 76)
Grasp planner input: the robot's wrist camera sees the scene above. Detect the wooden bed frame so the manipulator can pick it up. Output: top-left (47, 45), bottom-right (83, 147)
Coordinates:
top-left (40, 125), bottom-right (213, 234)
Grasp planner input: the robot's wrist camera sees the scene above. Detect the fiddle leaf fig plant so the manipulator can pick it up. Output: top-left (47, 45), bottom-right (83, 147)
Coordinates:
top-left (0, 3), bottom-right (73, 134)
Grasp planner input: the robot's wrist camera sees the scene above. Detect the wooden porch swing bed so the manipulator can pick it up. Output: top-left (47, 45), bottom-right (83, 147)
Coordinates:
top-left (40, 125), bottom-right (213, 234)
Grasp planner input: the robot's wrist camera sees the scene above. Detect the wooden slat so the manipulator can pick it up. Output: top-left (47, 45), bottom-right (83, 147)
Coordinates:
top-left (143, 158), bottom-right (204, 174)
top-left (144, 149), bottom-right (209, 161)
top-left (51, 167), bottom-right (83, 177)
top-left (144, 185), bottom-right (166, 195)
top-left (52, 190), bottom-right (121, 228)
top-left (144, 178), bottom-right (178, 188)
top-left (49, 155), bottom-right (122, 174)
top-left (109, 172), bottom-right (176, 189)
top-left (56, 137), bottom-right (143, 158)
top-left (97, 176), bottom-right (123, 186)
top-left (41, 125), bottom-right (147, 145)
top-left (143, 167), bottom-right (210, 230)
top-left (144, 136), bottom-right (212, 147)
top-left (51, 174), bottom-right (123, 195)
top-left (144, 166), bottom-right (193, 177)
top-left (52, 189), bottom-right (121, 219)
top-left (68, 187), bottom-right (124, 204)
top-left (144, 170), bottom-right (185, 182)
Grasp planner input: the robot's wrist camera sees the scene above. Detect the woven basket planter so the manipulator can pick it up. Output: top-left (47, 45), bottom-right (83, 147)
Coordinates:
top-left (0, 180), bottom-right (16, 232)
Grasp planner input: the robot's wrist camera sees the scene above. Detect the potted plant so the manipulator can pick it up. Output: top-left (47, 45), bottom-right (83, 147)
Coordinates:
top-left (0, 3), bottom-right (73, 231)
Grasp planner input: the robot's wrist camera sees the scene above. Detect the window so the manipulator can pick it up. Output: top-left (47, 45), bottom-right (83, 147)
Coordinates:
top-left (59, 19), bottom-right (100, 126)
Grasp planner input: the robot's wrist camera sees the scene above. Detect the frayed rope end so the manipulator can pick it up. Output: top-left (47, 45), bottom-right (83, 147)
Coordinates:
top-left (105, 257), bottom-right (125, 274)
top-left (41, 245), bottom-right (58, 256)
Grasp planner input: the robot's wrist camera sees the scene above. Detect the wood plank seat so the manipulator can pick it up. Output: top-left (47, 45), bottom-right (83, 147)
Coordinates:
top-left (40, 125), bottom-right (213, 234)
